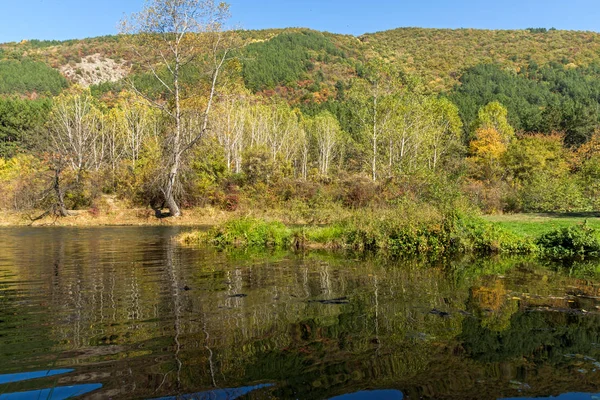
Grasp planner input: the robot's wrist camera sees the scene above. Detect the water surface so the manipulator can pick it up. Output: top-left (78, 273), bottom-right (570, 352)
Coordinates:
top-left (1, 227), bottom-right (600, 399)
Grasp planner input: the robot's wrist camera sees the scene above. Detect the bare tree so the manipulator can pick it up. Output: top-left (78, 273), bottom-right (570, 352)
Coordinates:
top-left (48, 87), bottom-right (101, 175)
top-left (121, 0), bottom-right (233, 217)
top-left (311, 112), bottom-right (342, 177)
top-left (43, 88), bottom-right (101, 217)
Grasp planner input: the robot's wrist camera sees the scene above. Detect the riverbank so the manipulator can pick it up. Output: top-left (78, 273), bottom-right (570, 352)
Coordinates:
top-left (0, 201), bottom-right (353, 227)
top-left (483, 212), bottom-right (600, 236)
top-left (0, 207), bottom-right (233, 227)
top-left (4, 207), bottom-right (600, 259)
top-left (180, 211), bottom-right (600, 259)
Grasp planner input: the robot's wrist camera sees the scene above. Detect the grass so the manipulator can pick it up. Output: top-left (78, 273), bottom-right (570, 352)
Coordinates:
top-left (180, 208), bottom-right (537, 257)
top-left (180, 210), bottom-right (600, 261)
top-left (483, 213), bottom-right (600, 238)
top-left (0, 207), bottom-right (231, 227)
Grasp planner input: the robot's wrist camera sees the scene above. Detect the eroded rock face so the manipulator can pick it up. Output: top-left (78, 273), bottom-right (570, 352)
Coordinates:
top-left (60, 53), bottom-right (128, 87)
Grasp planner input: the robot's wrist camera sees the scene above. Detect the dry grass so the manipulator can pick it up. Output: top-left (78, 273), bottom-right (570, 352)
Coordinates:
top-left (0, 207), bottom-right (231, 227)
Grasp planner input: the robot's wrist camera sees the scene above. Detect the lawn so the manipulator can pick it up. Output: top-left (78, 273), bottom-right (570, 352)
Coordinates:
top-left (484, 212), bottom-right (600, 238)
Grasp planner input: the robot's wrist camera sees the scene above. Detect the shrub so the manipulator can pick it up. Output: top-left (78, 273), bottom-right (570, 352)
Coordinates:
top-left (180, 206), bottom-right (537, 257)
top-left (536, 223), bottom-right (600, 258)
top-left (205, 217), bottom-right (293, 249)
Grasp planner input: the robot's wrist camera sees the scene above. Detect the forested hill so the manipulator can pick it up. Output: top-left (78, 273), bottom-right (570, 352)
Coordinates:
top-left (361, 28), bottom-right (600, 90)
top-left (2, 27), bottom-right (600, 95)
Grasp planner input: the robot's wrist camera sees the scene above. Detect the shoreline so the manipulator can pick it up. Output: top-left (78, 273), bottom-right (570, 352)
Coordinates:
top-left (0, 208), bottom-right (232, 227)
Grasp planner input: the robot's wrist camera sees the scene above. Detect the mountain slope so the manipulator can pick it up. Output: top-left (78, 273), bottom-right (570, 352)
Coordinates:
top-left (2, 27), bottom-right (600, 96)
top-left (362, 28), bottom-right (600, 90)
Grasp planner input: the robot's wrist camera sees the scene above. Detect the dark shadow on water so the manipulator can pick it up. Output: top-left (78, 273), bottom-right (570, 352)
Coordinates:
top-left (502, 393), bottom-right (600, 400)
top-left (149, 383), bottom-right (274, 400)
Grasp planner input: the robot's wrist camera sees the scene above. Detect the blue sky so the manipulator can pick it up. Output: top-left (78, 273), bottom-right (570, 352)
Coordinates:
top-left (1, 0), bottom-right (599, 43)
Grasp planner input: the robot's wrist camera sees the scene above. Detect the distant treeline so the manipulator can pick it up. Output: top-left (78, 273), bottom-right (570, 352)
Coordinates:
top-left (449, 62), bottom-right (600, 145)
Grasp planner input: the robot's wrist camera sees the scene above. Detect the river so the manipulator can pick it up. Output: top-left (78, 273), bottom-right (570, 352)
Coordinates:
top-left (1, 227), bottom-right (600, 399)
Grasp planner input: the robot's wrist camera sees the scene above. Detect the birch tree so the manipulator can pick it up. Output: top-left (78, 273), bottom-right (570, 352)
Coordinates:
top-left (46, 87), bottom-right (101, 216)
top-left (422, 97), bottom-right (462, 171)
top-left (349, 62), bottom-right (401, 181)
top-left (116, 92), bottom-right (160, 169)
top-left (48, 87), bottom-right (101, 175)
top-left (121, 0), bottom-right (232, 217)
top-left (311, 112), bottom-right (342, 177)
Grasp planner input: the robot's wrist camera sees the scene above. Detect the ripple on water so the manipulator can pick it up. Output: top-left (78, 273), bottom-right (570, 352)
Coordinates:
top-left (1, 227), bottom-right (600, 399)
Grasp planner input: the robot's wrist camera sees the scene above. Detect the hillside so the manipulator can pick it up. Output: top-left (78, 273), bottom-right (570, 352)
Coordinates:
top-left (362, 28), bottom-right (600, 90)
top-left (2, 27), bottom-right (600, 94)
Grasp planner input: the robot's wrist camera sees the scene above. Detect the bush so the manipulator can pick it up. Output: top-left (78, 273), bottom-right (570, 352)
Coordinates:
top-left (0, 154), bottom-right (46, 210)
top-left (536, 223), bottom-right (600, 258)
top-left (204, 217), bottom-right (293, 249)
top-left (182, 204), bottom-right (538, 258)
top-left (339, 175), bottom-right (379, 208)
top-left (452, 213), bottom-right (536, 254)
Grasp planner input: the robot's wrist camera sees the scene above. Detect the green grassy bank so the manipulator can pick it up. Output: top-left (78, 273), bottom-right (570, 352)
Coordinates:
top-left (179, 209), bottom-right (600, 259)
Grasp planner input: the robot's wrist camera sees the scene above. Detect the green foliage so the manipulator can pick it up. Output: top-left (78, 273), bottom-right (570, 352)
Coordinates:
top-left (471, 101), bottom-right (514, 143)
top-left (0, 154), bottom-right (46, 210)
top-left (451, 213), bottom-right (537, 254)
top-left (501, 134), bottom-right (584, 212)
top-left (526, 27), bottom-right (550, 34)
top-left (0, 59), bottom-right (68, 95)
top-left (515, 173), bottom-right (587, 213)
top-left (449, 63), bottom-right (600, 145)
top-left (364, 28), bottom-right (600, 91)
top-left (577, 154), bottom-right (600, 208)
top-left (536, 223), bottom-right (600, 258)
top-left (90, 80), bottom-right (124, 98)
top-left (503, 134), bottom-right (567, 183)
top-left (301, 225), bottom-right (345, 245)
top-left (186, 206), bottom-right (538, 257)
top-left (0, 97), bottom-right (51, 157)
top-left (242, 146), bottom-right (276, 185)
top-left (127, 60), bottom-right (210, 100)
top-left (203, 217), bottom-right (294, 248)
top-left (242, 31), bottom-right (343, 92)
top-left (4, 28), bottom-right (600, 218)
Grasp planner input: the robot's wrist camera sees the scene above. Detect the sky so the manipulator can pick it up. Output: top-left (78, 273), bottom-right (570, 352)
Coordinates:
top-left (1, 0), bottom-right (599, 43)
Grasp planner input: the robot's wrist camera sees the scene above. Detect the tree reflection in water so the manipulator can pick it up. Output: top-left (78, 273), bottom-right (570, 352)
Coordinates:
top-left (1, 228), bottom-right (600, 399)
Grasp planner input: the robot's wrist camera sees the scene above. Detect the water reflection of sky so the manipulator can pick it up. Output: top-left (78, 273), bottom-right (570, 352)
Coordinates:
top-left (0, 369), bottom-right (74, 384)
top-left (0, 383), bottom-right (102, 400)
top-left (329, 390), bottom-right (404, 399)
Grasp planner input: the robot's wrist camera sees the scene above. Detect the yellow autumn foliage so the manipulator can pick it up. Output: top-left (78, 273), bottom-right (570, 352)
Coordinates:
top-left (470, 127), bottom-right (507, 160)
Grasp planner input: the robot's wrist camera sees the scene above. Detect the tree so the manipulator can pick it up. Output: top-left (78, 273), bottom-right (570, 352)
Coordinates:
top-left (0, 97), bottom-right (51, 158)
top-left (309, 111), bottom-right (342, 176)
top-left (48, 87), bottom-right (101, 175)
top-left (121, 0), bottom-right (232, 217)
top-left (45, 87), bottom-right (102, 216)
top-left (349, 62), bottom-right (398, 181)
top-left (472, 101), bottom-right (515, 144)
top-left (469, 127), bottom-right (507, 182)
top-left (421, 97), bottom-right (463, 171)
